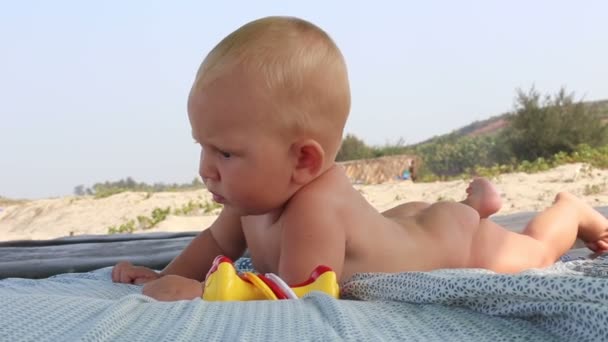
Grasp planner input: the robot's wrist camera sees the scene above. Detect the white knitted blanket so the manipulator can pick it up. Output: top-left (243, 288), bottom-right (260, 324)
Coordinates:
top-left (0, 253), bottom-right (606, 341)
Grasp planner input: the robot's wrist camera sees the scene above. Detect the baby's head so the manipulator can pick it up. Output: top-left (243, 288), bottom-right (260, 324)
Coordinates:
top-left (188, 16), bottom-right (350, 213)
top-left (190, 16), bottom-right (350, 161)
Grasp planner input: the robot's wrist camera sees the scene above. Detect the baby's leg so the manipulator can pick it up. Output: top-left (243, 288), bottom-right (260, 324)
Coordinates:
top-left (523, 192), bottom-right (608, 255)
top-left (471, 192), bottom-right (608, 272)
top-left (382, 201), bottom-right (430, 218)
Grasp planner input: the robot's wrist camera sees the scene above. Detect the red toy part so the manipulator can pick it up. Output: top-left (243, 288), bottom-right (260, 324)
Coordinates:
top-left (289, 265), bottom-right (334, 287)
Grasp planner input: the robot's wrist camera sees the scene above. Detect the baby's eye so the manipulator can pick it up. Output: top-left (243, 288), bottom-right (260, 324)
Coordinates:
top-left (219, 150), bottom-right (232, 159)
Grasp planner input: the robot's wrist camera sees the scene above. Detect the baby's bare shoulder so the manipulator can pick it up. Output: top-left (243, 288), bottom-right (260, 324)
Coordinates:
top-left (288, 166), bottom-right (355, 211)
top-left (282, 167), bottom-right (371, 236)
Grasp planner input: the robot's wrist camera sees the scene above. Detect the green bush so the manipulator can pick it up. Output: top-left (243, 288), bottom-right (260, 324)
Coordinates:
top-left (413, 135), bottom-right (499, 176)
top-left (151, 207), bottom-right (171, 226)
top-left (336, 134), bottom-right (374, 161)
top-left (108, 200), bottom-right (224, 234)
top-left (109, 207), bottom-right (169, 234)
top-left (136, 215), bottom-right (153, 229)
top-left (107, 220), bottom-right (136, 234)
top-left (78, 177), bottom-right (205, 198)
top-left (203, 201), bottom-right (222, 214)
top-left (502, 87), bottom-right (608, 162)
top-left (466, 144), bottom-right (608, 179)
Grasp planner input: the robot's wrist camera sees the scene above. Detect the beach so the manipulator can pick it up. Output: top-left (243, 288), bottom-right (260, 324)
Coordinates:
top-left (1, 163), bottom-right (607, 242)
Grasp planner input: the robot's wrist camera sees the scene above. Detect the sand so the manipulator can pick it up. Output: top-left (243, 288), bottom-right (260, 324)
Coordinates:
top-left (1, 163), bottom-right (607, 242)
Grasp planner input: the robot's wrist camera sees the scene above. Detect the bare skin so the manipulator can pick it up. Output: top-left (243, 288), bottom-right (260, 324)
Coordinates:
top-left (113, 169), bottom-right (608, 300)
top-left (469, 191), bottom-right (608, 272)
top-left (112, 73), bottom-right (608, 300)
top-left (112, 65), bottom-right (608, 299)
top-left (462, 178), bottom-right (503, 219)
top-left (111, 18), bottom-right (608, 301)
top-left (382, 177), bottom-right (503, 219)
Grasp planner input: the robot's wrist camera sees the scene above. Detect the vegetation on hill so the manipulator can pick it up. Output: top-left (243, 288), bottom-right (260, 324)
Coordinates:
top-left (424, 96), bottom-right (608, 143)
top-left (107, 199), bottom-right (222, 234)
top-left (74, 87), bottom-right (607, 199)
top-left (0, 196), bottom-right (28, 207)
top-left (337, 87), bottom-right (608, 181)
top-left (74, 177), bottom-right (204, 198)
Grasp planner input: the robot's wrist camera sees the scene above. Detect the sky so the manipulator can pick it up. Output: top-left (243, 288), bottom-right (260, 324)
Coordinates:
top-left (1, 1), bottom-right (607, 199)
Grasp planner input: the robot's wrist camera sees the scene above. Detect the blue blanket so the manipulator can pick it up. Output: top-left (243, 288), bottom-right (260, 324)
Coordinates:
top-left (0, 253), bottom-right (606, 341)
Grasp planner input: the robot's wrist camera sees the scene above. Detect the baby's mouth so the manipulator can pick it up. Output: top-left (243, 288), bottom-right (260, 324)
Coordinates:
top-left (211, 192), bottom-right (225, 204)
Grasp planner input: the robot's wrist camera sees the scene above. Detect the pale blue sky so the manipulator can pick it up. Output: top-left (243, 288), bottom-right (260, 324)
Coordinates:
top-left (1, 1), bottom-right (607, 199)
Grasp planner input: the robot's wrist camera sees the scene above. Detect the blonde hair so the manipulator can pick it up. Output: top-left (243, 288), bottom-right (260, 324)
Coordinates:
top-left (192, 16), bottom-right (351, 159)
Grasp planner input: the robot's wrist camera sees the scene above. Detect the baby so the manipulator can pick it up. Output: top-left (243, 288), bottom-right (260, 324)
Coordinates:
top-left (112, 16), bottom-right (608, 301)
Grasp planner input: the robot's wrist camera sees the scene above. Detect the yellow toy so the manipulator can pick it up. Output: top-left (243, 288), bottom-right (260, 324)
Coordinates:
top-left (202, 255), bottom-right (340, 301)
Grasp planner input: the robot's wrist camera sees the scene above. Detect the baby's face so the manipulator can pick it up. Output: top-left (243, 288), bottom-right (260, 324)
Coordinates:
top-left (188, 69), bottom-right (297, 214)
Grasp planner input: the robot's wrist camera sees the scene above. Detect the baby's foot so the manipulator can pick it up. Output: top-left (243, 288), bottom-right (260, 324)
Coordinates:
top-left (557, 192), bottom-right (608, 253)
top-left (461, 178), bottom-right (502, 218)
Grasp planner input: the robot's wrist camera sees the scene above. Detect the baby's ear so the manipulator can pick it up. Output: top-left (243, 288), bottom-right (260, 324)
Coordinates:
top-left (290, 139), bottom-right (325, 185)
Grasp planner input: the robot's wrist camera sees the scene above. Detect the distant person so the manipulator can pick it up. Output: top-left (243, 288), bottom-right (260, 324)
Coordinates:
top-left (398, 160), bottom-right (416, 180)
top-left (111, 16), bottom-right (608, 301)
top-left (409, 159), bottom-right (417, 182)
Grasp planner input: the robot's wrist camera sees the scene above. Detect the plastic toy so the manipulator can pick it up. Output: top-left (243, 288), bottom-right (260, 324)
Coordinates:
top-left (202, 255), bottom-right (340, 301)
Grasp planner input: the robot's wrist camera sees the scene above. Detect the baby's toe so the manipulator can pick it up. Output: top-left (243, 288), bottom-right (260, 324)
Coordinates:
top-left (596, 240), bottom-right (608, 253)
top-left (586, 241), bottom-right (599, 253)
top-left (586, 240), bottom-right (608, 253)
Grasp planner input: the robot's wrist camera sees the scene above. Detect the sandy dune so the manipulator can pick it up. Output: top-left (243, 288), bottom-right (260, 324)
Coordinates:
top-left (1, 163), bottom-right (607, 242)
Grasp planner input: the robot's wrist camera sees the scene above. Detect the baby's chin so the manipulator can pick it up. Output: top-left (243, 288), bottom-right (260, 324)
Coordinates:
top-left (230, 202), bottom-right (285, 217)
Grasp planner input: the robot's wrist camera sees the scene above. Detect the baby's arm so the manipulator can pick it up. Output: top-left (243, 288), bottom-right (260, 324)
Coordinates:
top-left (139, 206), bottom-right (246, 301)
top-left (113, 207), bottom-right (244, 285)
top-left (277, 200), bottom-right (346, 285)
top-left (161, 206), bottom-right (246, 281)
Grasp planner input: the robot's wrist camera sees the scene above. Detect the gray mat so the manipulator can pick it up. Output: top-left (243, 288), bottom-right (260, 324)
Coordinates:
top-left (0, 233), bottom-right (198, 279)
top-left (1, 206), bottom-right (607, 279)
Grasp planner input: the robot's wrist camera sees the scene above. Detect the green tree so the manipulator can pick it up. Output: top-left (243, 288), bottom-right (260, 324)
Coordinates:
top-left (502, 87), bottom-right (608, 162)
top-left (414, 135), bottom-right (499, 176)
top-left (73, 185), bottom-right (85, 196)
top-left (335, 134), bottom-right (373, 161)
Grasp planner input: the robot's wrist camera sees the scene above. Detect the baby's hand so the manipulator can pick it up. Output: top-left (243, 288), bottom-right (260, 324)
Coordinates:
top-left (142, 275), bottom-right (203, 301)
top-left (111, 261), bottom-right (160, 285)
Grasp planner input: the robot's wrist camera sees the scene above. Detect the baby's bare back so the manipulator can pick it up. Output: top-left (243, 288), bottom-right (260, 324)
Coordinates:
top-left (341, 199), bottom-right (482, 280)
top-left (242, 166), bottom-right (483, 283)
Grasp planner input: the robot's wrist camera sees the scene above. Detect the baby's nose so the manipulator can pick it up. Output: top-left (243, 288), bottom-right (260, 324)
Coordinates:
top-left (199, 159), bottom-right (219, 182)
